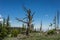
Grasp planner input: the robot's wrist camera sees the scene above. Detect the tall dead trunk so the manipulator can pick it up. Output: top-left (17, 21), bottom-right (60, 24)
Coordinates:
top-left (16, 6), bottom-right (35, 36)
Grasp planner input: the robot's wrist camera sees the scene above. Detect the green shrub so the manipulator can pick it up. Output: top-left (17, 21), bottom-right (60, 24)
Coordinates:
top-left (47, 30), bottom-right (55, 35)
top-left (11, 29), bottom-right (19, 37)
top-left (0, 27), bottom-right (8, 39)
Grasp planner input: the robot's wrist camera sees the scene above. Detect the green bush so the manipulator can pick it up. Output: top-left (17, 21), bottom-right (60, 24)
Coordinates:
top-left (11, 29), bottom-right (19, 37)
top-left (0, 27), bottom-right (8, 39)
top-left (47, 30), bottom-right (55, 35)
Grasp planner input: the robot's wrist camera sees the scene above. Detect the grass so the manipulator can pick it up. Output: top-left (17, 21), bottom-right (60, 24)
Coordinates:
top-left (3, 33), bottom-right (60, 40)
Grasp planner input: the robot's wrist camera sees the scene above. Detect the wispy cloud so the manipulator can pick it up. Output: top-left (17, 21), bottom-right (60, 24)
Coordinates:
top-left (45, 14), bottom-right (48, 17)
top-left (0, 14), bottom-right (3, 21)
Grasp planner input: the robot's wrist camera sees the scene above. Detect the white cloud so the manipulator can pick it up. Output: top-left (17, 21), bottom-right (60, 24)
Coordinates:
top-left (0, 14), bottom-right (3, 21)
top-left (0, 19), bottom-right (3, 21)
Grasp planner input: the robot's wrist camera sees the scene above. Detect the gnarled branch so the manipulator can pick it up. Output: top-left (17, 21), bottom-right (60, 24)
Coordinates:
top-left (16, 18), bottom-right (28, 23)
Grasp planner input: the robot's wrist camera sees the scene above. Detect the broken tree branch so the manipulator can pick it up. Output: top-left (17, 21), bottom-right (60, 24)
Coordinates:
top-left (16, 18), bottom-right (28, 23)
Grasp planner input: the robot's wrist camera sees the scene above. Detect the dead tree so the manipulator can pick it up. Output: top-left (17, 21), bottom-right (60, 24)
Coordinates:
top-left (56, 11), bottom-right (59, 29)
top-left (49, 23), bottom-right (52, 29)
top-left (40, 20), bottom-right (42, 32)
top-left (53, 16), bottom-right (56, 30)
top-left (16, 6), bottom-right (35, 36)
top-left (53, 11), bottom-right (59, 30)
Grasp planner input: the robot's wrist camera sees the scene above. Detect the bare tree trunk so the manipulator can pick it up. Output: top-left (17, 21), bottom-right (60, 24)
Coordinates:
top-left (16, 6), bottom-right (35, 36)
top-left (26, 23), bottom-right (29, 36)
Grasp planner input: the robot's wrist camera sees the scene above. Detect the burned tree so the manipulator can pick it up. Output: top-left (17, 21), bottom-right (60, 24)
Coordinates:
top-left (6, 15), bottom-right (10, 27)
top-left (16, 6), bottom-right (35, 36)
top-left (53, 11), bottom-right (59, 30)
top-left (53, 16), bottom-right (56, 30)
top-left (49, 23), bottom-right (52, 29)
top-left (40, 20), bottom-right (42, 32)
top-left (56, 11), bottom-right (59, 29)
top-left (6, 15), bottom-right (11, 34)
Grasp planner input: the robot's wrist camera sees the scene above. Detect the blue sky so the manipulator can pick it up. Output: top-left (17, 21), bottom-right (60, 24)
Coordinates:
top-left (0, 0), bottom-right (60, 31)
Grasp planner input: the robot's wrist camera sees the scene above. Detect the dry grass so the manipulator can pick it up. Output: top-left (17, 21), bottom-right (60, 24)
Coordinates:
top-left (3, 33), bottom-right (60, 40)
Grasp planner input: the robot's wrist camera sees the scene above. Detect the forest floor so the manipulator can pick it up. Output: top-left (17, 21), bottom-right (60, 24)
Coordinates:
top-left (3, 33), bottom-right (60, 40)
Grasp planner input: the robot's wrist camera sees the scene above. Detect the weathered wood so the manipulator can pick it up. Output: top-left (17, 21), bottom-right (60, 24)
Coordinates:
top-left (16, 6), bottom-right (35, 36)
top-left (16, 18), bottom-right (28, 23)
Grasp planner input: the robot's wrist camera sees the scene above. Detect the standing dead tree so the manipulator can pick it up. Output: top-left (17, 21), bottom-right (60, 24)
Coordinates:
top-left (40, 20), bottom-right (42, 32)
top-left (49, 23), bottom-right (52, 29)
top-left (53, 16), bottom-right (56, 30)
top-left (16, 6), bottom-right (35, 36)
top-left (53, 11), bottom-right (59, 30)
